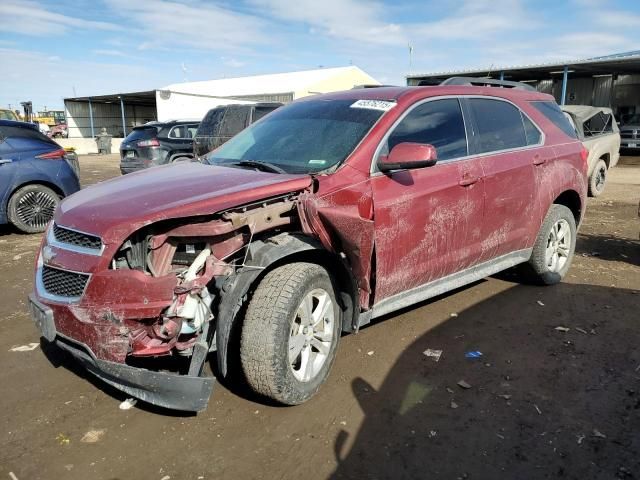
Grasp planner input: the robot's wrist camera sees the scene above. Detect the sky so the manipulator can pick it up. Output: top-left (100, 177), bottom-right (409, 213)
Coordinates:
top-left (1, 0), bottom-right (640, 111)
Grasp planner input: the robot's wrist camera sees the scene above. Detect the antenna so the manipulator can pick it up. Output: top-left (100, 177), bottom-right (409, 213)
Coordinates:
top-left (181, 62), bottom-right (188, 82)
top-left (408, 43), bottom-right (413, 74)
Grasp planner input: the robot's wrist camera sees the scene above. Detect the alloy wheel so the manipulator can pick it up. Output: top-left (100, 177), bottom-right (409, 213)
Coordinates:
top-left (288, 288), bottom-right (335, 382)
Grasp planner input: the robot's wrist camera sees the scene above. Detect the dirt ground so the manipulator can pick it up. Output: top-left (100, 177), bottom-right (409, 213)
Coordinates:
top-left (1, 154), bottom-right (639, 480)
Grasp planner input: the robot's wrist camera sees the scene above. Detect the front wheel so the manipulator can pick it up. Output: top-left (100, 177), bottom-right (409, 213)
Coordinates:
top-left (519, 204), bottom-right (577, 285)
top-left (240, 262), bottom-right (341, 405)
top-left (8, 184), bottom-right (60, 233)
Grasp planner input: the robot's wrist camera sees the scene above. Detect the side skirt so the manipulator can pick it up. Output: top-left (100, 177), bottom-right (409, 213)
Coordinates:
top-left (360, 248), bottom-right (532, 326)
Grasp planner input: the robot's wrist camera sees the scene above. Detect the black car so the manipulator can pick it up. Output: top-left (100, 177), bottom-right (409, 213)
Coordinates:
top-left (120, 120), bottom-right (200, 174)
top-left (193, 103), bottom-right (282, 157)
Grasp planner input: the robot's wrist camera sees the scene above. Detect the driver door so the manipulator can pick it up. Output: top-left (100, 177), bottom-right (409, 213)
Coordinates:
top-left (370, 98), bottom-right (485, 304)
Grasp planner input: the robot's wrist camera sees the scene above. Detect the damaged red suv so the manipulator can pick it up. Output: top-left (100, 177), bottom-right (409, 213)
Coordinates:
top-left (30, 78), bottom-right (587, 411)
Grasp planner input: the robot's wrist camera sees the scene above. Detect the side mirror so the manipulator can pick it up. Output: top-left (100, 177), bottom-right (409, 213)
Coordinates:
top-left (378, 142), bottom-right (438, 172)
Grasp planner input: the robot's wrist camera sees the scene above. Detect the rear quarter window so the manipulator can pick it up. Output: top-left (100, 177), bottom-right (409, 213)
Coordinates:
top-left (468, 98), bottom-right (528, 153)
top-left (531, 101), bottom-right (578, 139)
top-left (0, 125), bottom-right (57, 145)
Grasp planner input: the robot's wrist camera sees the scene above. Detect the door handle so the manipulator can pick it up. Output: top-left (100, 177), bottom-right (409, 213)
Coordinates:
top-left (0, 159), bottom-right (14, 165)
top-left (533, 154), bottom-right (546, 166)
top-left (459, 174), bottom-right (479, 187)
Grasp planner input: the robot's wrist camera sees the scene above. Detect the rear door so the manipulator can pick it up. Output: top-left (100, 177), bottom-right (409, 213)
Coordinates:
top-left (0, 124), bottom-right (61, 218)
top-left (370, 98), bottom-right (485, 302)
top-left (165, 123), bottom-right (199, 155)
top-left (465, 97), bottom-right (542, 262)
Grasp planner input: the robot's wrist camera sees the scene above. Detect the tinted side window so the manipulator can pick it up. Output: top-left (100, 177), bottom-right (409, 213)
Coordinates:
top-left (252, 106), bottom-right (279, 123)
top-left (521, 113), bottom-right (542, 145)
top-left (469, 99), bottom-right (527, 153)
top-left (531, 101), bottom-right (578, 139)
top-left (0, 125), bottom-right (55, 143)
top-left (219, 107), bottom-right (250, 136)
top-left (386, 98), bottom-right (468, 161)
top-left (583, 112), bottom-right (612, 137)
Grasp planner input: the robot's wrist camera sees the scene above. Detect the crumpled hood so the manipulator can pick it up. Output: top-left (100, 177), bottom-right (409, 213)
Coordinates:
top-left (55, 162), bottom-right (311, 243)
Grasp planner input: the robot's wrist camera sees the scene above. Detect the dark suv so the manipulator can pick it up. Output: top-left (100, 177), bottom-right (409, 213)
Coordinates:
top-left (193, 103), bottom-right (282, 157)
top-left (120, 120), bottom-right (200, 174)
top-left (31, 78), bottom-right (587, 412)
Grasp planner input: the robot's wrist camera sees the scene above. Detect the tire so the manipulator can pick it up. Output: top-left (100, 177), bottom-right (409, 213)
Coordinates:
top-left (8, 184), bottom-right (60, 234)
top-left (519, 204), bottom-right (577, 285)
top-left (170, 155), bottom-right (192, 163)
top-left (240, 262), bottom-right (341, 405)
top-left (588, 158), bottom-right (607, 197)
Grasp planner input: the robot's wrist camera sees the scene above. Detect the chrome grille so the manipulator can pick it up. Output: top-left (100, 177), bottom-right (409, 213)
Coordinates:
top-left (53, 224), bottom-right (102, 250)
top-left (41, 265), bottom-right (89, 298)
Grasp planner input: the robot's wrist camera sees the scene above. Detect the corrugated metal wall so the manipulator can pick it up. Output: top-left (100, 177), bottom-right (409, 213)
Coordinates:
top-left (535, 80), bottom-right (553, 94)
top-left (614, 74), bottom-right (640, 118)
top-left (65, 100), bottom-right (156, 138)
top-left (592, 76), bottom-right (613, 107)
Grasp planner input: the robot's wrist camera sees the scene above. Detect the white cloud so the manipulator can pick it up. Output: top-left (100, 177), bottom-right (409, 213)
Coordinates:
top-left (222, 58), bottom-right (246, 68)
top-left (92, 49), bottom-right (127, 57)
top-left (0, 48), bottom-right (161, 109)
top-left (0, 0), bottom-right (120, 36)
top-left (249, 0), bottom-right (407, 46)
top-left (103, 0), bottom-right (272, 52)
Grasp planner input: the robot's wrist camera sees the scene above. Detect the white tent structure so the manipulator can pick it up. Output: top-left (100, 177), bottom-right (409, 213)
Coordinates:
top-left (64, 66), bottom-right (379, 139)
top-left (155, 66), bottom-right (380, 121)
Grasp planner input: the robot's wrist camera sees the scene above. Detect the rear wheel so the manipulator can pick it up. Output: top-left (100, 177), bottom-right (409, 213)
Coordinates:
top-left (240, 262), bottom-right (341, 405)
top-left (8, 184), bottom-right (60, 233)
top-left (588, 158), bottom-right (607, 197)
top-left (519, 204), bottom-right (576, 285)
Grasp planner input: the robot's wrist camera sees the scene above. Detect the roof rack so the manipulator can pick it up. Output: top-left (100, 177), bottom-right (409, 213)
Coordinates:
top-left (351, 84), bottom-right (398, 89)
top-left (440, 76), bottom-right (536, 91)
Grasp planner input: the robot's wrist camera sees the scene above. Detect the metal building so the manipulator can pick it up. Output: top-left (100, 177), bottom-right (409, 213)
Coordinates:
top-left (406, 50), bottom-right (640, 121)
top-left (64, 66), bottom-right (379, 138)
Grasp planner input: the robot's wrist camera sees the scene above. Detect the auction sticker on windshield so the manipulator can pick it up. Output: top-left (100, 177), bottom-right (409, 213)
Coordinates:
top-left (350, 99), bottom-right (396, 111)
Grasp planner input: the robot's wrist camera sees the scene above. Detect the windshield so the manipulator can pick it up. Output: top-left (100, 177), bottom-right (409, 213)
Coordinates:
top-left (124, 126), bottom-right (158, 142)
top-left (623, 114), bottom-right (640, 125)
top-left (0, 110), bottom-right (17, 121)
top-left (205, 99), bottom-right (389, 174)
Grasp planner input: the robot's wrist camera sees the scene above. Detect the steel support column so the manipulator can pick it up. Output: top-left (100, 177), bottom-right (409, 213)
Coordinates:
top-left (560, 65), bottom-right (569, 105)
top-left (119, 96), bottom-right (126, 137)
top-left (88, 99), bottom-right (95, 138)
top-left (499, 71), bottom-right (504, 81)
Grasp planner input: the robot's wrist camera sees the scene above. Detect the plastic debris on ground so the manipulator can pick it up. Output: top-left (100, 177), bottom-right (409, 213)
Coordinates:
top-left (457, 380), bottom-right (471, 389)
top-left (537, 300), bottom-right (545, 306)
top-left (119, 398), bottom-right (137, 410)
top-left (465, 351), bottom-right (483, 358)
top-left (423, 349), bottom-right (443, 362)
top-left (9, 343), bottom-right (39, 352)
top-left (80, 429), bottom-right (106, 443)
top-left (555, 326), bottom-right (570, 332)
top-left (56, 433), bottom-right (70, 445)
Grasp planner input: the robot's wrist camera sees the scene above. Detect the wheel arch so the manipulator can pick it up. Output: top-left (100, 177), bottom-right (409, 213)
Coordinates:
top-left (6, 180), bottom-right (65, 216)
top-left (553, 189), bottom-right (582, 224)
top-left (214, 232), bottom-right (358, 378)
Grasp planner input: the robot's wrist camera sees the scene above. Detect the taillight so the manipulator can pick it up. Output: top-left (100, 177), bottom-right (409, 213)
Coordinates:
top-left (137, 138), bottom-right (160, 147)
top-left (36, 148), bottom-right (66, 159)
top-left (580, 146), bottom-right (589, 169)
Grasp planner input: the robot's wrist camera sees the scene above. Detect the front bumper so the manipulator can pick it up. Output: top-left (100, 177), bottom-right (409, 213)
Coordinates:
top-left (29, 293), bottom-right (215, 412)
